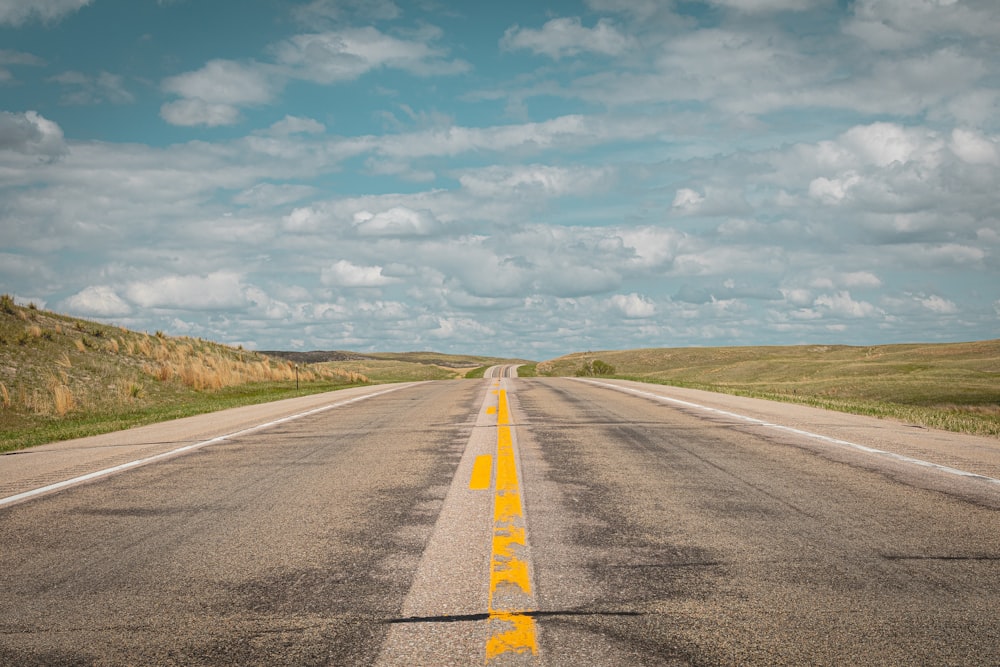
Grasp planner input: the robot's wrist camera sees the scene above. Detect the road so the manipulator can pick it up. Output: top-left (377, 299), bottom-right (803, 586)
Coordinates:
top-left (2, 375), bottom-right (1000, 665)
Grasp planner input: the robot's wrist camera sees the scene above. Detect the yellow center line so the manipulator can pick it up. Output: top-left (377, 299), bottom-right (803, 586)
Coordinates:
top-left (470, 454), bottom-right (493, 490)
top-left (486, 387), bottom-right (538, 662)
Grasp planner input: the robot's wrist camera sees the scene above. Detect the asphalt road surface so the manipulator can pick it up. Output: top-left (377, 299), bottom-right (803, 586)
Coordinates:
top-left (2, 375), bottom-right (1000, 665)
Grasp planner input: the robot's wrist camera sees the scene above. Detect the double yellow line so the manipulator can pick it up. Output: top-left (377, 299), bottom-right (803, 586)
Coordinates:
top-left (471, 383), bottom-right (538, 662)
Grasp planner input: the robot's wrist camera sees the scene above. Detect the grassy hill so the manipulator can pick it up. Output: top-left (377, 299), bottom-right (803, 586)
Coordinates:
top-left (540, 341), bottom-right (1000, 437)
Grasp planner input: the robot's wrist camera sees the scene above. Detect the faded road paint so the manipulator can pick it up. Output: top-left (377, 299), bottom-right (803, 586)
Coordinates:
top-left (486, 387), bottom-right (538, 661)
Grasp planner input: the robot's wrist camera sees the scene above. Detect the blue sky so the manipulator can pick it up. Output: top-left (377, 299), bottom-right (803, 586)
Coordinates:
top-left (1, 0), bottom-right (998, 359)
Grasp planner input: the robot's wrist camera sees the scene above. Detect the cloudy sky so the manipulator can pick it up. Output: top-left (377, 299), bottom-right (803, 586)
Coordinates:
top-left (1, 0), bottom-right (998, 359)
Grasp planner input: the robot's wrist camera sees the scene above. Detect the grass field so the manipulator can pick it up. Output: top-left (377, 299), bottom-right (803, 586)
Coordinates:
top-left (539, 341), bottom-right (1000, 437)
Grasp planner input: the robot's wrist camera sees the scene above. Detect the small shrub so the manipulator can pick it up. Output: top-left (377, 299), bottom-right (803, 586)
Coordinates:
top-left (575, 359), bottom-right (616, 377)
top-left (0, 382), bottom-right (10, 408)
top-left (74, 338), bottom-right (86, 352)
top-left (0, 294), bottom-right (15, 314)
top-left (116, 380), bottom-right (145, 402)
top-left (56, 352), bottom-right (72, 369)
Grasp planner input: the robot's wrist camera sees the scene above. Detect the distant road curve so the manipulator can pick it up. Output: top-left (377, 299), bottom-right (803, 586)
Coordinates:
top-left (484, 364), bottom-right (520, 378)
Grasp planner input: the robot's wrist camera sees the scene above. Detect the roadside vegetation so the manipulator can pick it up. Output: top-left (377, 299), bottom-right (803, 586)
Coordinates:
top-left (0, 297), bottom-right (369, 453)
top-left (539, 341), bottom-right (1000, 438)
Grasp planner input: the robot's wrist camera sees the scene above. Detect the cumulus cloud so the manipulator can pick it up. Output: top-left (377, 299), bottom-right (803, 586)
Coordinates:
top-left (352, 207), bottom-right (440, 236)
top-left (501, 18), bottom-right (633, 59)
top-left (126, 272), bottom-right (248, 310)
top-left (813, 291), bottom-right (881, 318)
top-left (160, 27), bottom-right (467, 127)
top-left (161, 59), bottom-right (281, 126)
top-left (0, 0), bottom-right (91, 26)
top-left (321, 260), bottom-right (399, 287)
top-left (950, 128), bottom-right (999, 166)
top-left (672, 188), bottom-right (704, 212)
top-left (458, 164), bottom-right (613, 198)
top-left (61, 286), bottom-right (132, 317)
top-left (917, 294), bottom-right (958, 314)
top-left (0, 110), bottom-right (67, 159)
top-left (273, 27), bottom-right (470, 83)
top-left (609, 292), bottom-right (656, 318)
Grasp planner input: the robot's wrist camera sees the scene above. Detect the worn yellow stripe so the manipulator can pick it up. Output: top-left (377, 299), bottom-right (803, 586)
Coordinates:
top-left (486, 388), bottom-right (538, 662)
top-left (470, 455), bottom-right (493, 490)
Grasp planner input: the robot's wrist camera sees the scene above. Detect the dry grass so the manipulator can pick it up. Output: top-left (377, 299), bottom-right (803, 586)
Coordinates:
top-left (541, 341), bottom-right (1000, 437)
top-left (0, 296), bottom-right (374, 452)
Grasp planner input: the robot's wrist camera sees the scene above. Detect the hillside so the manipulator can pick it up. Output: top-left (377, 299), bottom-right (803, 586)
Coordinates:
top-left (540, 341), bottom-right (1000, 437)
top-left (0, 296), bottom-right (367, 452)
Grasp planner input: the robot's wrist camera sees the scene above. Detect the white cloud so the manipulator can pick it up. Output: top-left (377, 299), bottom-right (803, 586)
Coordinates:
top-left (61, 285), bottom-right (132, 317)
top-left (163, 59), bottom-right (278, 105)
top-left (234, 183), bottom-right (316, 208)
top-left (458, 165), bottom-right (613, 198)
top-left (273, 27), bottom-right (470, 83)
top-left (501, 18), bottom-right (633, 59)
top-left (0, 0), bottom-right (91, 26)
top-left (321, 260), bottom-right (398, 287)
top-left (161, 59), bottom-right (281, 126)
top-left (609, 292), bottom-right (656, 318)
top-left (672, 188), bottom-right (704, 211)
top-left (950, 128), bottom-right (999, 166)
top-left (814, 291), bottom-right (881, 318)
top-left (917, 294), bottom-right (958, 314)
top-left (808, 172), bottom-right (861, 203)
top-left (126, 272), bottom-right (248, 310)
top-left (0, 110), bottom-right (66, 159)
top-left (352, 207), bottom-right (440, 236)
top-left (160, 99), bottom-right (243, 127)
top-left (265, 115), bottom-right (326, 136)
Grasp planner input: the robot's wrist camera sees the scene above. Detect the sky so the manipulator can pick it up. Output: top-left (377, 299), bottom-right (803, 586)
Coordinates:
top-left (1, 0), bottom-right (998, 360)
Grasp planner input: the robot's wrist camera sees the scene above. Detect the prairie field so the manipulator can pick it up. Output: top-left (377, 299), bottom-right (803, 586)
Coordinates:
top-left (540, 341), bottom-right (1000, 437)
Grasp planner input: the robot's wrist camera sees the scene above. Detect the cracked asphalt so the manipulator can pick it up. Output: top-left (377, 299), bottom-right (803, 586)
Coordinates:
top-left (3, 377), bottom-right (1000, 665)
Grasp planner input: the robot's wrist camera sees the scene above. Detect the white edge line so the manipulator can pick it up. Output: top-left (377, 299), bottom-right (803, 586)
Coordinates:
top-left (575, 378), bottom-right (1000, 487)
top-left (0, 384), bottom-right (417, 509)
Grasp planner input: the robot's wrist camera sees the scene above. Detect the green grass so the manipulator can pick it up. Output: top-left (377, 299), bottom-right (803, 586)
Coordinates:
top-left (0, 380), bottom-right (362, 454)
top-left (539, 341), bottom-right (1000, 438)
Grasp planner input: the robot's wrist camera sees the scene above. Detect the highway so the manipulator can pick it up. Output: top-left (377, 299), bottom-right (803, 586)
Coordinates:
top-left (2, 375), bottom-right (1000, 665)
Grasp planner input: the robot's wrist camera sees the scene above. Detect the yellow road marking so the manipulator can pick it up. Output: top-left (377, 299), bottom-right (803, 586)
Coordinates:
top-left (486, 406), bottom-right (497, 415)
top-left (470, 455), bottom-right (493, 490)
top-left (486, 388), bottom-right (538, 662)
